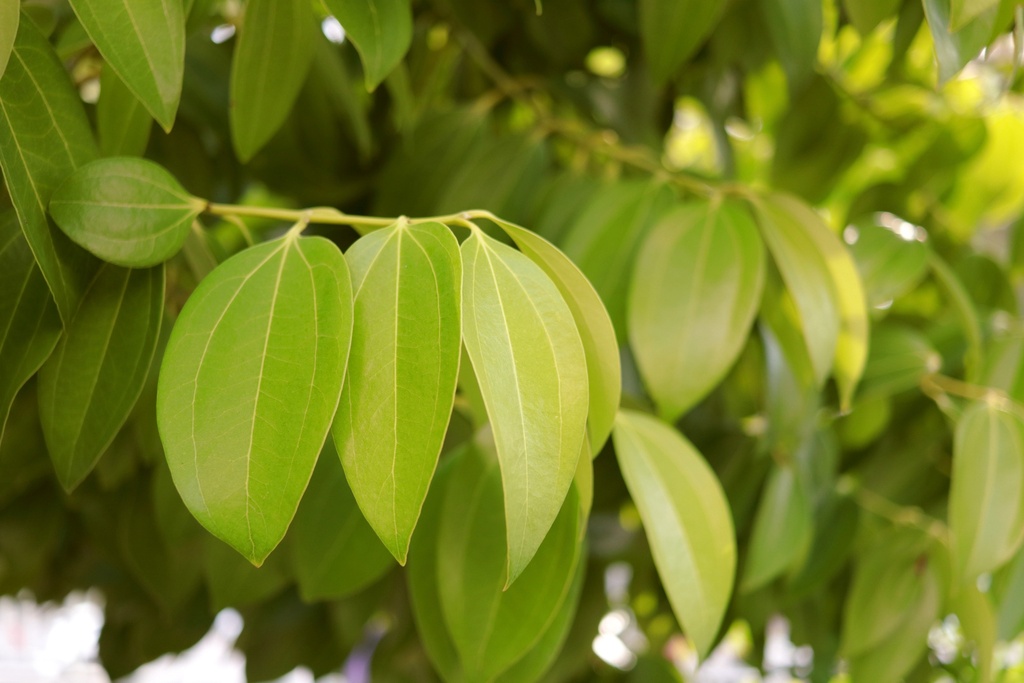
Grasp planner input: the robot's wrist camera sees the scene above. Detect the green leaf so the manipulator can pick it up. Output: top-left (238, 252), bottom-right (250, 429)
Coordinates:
top-left (951, 0), bottom-right (1002, 31)
top-left (290, 440), bottom-right (395, 601)
top-left (436, 443), bottom-right (582, 681)
top-left (750, 195), bottom-right (841, 388)
top-left (0, 1), bottom-right (16, 79)
top-left (638, 0), bottom-right (727, 82)
top-left (323, 0), bottom-right (413, 91)
top-left (842, 0), bottom-right (901, 34)
top-left (954, 584), bottom-right (996, 683)
top-left (993, 545), bottom-right (1024, 640)
top-left (461, 230), bottom-right (588, 585)
top-left (333, 221), bottom-right (461, 564)
top-left (923, 0), bottom-right (1007, 83)
top-left (97, 67), bottom-right (153, 157)
top-left (49, 157), bottom-right (204, 267)
top-left (157, 234), bottom-right (353, 565)
top-left (230, 0), bottom-right (317, 161)
top-left (39, 263), bottom-right (165, 491)
top-left (67, 0), bottom-right (185, 130)
top-left (612, 410), bottom-right (736, 657)
top-left (202, 533), bottom-right (290, 612)
top-left (759, 0), bottom-right (822, 88)
top-left (741, 463), bottom-right (813, 592)
top-left (848, 221), bottom-right (929, 308)
top-left (0, 210), bottom-right (62, 443)
top-left (492, 216), bottom-right (621, 451)
top-left (858, 324), bottom-right (940, 399)
top-left (0, 16), bottom-right (101, 323)
top-left (629, 200), bottom-right (766, 422)
top-left (950, 401), bottom-right (1024, 582)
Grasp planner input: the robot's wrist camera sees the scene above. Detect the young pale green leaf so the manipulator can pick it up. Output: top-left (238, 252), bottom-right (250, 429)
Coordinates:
top-left (49, 158), bottom-right (204, 267)
top-left (0, 16), bottom-right (101, 323)
top-left (950, 401), bottom-right (1024, 582)
top-left (97, 67), bottom-right (153, 157)
top-left (230, 0), bottom-right (317, 161)
top-left (436, 443), bottom-right (582, 681)
top-left (157, 235), bottom-right (353, 565)
top-left (741, 463), bottom-right (813, 592)
top-left (0, 210), bottom-right (62, 444)
top-left (322, 0), bottom-right (413, 91)
top-left (638, 0), bottom-right (727, 82)
top-left (67, 0), bottom-right (185, 130)
top-left (848, 221), bottom-right (929, 308)
top-left (291, 440), bottom-right (395, 601)
top-left (750, 195), bottom-right (841, 388)
top-left (333, 221), bottom-right (461, 564)
top-left (842, 0), bottom-right (900, 34)
top-left (994, 546), bottom-right (1024, 640)
top-left (38, 263), bottom-right (164, 491)
top-left (612, 410), bottom-right (736, 657)
top-left (765, 194), bottom-right (868, 410)
top-left (0, 1), bottom-right (16, 79)
top-left (954, 583), bottom-right (997, 683)
top-left (461, 230), bottom-right (589, 586)
top-left (629, 200), bottom-right (765, 422)
top-left (492, 216), bottom-right (620, 451)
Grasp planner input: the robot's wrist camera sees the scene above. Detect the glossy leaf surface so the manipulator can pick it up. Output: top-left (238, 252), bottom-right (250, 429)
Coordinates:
top-left (334, 221), bottom-right (461, 563)
top-left (157, 235), bottom-right (352, 564)
top-left (461, 230), bottom-right (588, 585)
top-left (50, 157), bottom-right (203, 267)
top-left (741, 463), bottom-right (813, 592)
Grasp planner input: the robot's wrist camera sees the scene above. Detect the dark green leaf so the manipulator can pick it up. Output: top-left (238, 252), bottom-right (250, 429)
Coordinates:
top-left (0, 1), bottom-right (16, 79)
top-left (97, 67), bottom-right (153, 157)
top-left (323, 0), bottom-right (413, 91)
top-left (759, 0), bottom-right (822, 88)
top-left (639, 0), bottom-right (727, 82)
top-left (848, 220), bottom-right (929, 308)
top-left (741, 463), bottom-right (813, 592)
top-left (842, 0), bottom-right (901, 34)
top-left (202, 534), bottom-right (289, 611)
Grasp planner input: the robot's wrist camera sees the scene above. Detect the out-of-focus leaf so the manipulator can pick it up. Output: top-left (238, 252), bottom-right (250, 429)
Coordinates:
top-left (848, 220), bottom-right (930, 308)
top-left (954, 583), bottom-right (996, 683)
top-left (858, 325), bottom-right (940, 399)
top-left (741, 463), bottom-right (813, 592)
top-left (923, 0), bottom-right (1009, 83)
top-left (323, 0), bottom-right (412, 91)
top-left (759, 0), bottom-right (822, 88)
top-left (843, 0), bottom-right (901, 34)
top-left (203, 534), bottom-right (289, 612)
top-left (97, 67), bottom-right (153, 157)
top-left (638, 0), bottom-right (728, 82)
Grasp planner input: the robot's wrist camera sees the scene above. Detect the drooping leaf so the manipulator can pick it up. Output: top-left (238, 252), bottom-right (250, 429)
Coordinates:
top-left (759, 0), bottom-right (822, 88)
top-left (157, 234), bottom-right (353, 565)
top-left (67, 0), bottom-right (185, 130)
top-left (492, 216), bottom-right (620, 450)
top-left (333, 221), bottom-right (461, 564)
top-left (97, 67), bottom-right (153, 157)
top-left (951, 0), bottom-right (1002, 28)
top-left (202, 533), bottom-right (290, 612)
top-left (49, 157), bottom-right (204, 267)
top-left (612, 410), bottom-right (736, 657)
top-left (629, 200), bottom-right (766, 422)
top-left (0, 210), bottom-right (62, 443)
top-left (38, 263), bottom-right (165, 491)
top-left (954, 583), bottom-right (997, 683)
top-left (230, 0), bottom-right (317, 161)
top-left (290, 441), bottom-right (395, 601)
top-left (950, 401), bottom-right (1024, 582)
top-left (0, 1), bottom-right (16, 79)
top-left (741, 463), bottom-right (813, 592)
top-left (460, 230), bottom-right (588, 585)
top-left (848, 220), bottom-right (930, 308)
top-left (750, 194), bottom-right (841, 388)
top-left (0, 16), bottom-right (101, 323)
top-left (323, 0), bottom-right (413, 91)
top-left (923, 0), bottom-right (1008, 83)
top-left (638, 0), bottom-right (727, 82)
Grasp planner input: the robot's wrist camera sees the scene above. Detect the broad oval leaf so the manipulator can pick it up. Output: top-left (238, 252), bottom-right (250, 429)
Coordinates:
top-left (230, 0), bottom-right (317, 162)
top-left (39, 263), bottom-right (165, 491)
top-left (157, 234), bottom-right (353, 565)
top-left (323, 0), bottom-right (413, 91)
top-left (639, 0), bottom-right (727, 82)
top-left (50, 157), bottom-right (203, 267)
top-left (291, 439), bottom-right (395, 602)
top-left (493, 216), bottom-right (620, 451)
top-left (333, 221), bottom-right (461, 564)
top-left (97, 67), bottom-right (153, 157)
top-left (0, 16), bottom-right (101, 323)
top-left (629, 200), bottom-right (766, 422)
top-left (612, 410), bottom-right (736, 657)
top-left (67, 0), bottom-right (185, 130)
top-left (0, 210), bottom-right (62, 443)
top-left (950, 401), bottom-right (1024, 582)
top-left (461, 230), bottom-right (588, 585)
top-left (740, 463), bottom-right (813, 592)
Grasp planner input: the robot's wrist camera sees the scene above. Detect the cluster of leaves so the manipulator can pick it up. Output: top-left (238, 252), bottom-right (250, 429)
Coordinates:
top-left (5, 0), bottom-right (1024, 681)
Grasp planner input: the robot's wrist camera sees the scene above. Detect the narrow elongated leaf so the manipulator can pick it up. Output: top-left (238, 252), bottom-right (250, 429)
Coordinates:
top-left (950, 402), bottom-right (1024, 582)
top-left (751, 195), bottom-right (841, 388)
top-left (39, 263), bottom-right (165, 491)
top-left (741, 463), bottom-right (813, 592)
top-left (759, 0), bottom-right (822, 88)
top-left (0, 211), bottom-right (62, 443)
top-left (323, 0), bottom-right (413, 91)
top-left (766, 194), bottom-right (868, 409)
top-left (230, 0), bottom-right (317, 161)
top-left (638, 0), bottom-right (727, 82)
top-left (461, 230), bottom-right (588, 585)
top-left (50, 158), bottom-right (204, 267)
top-left (333, 221), bottom-right (461, 563)
top-left (67, 0), bottom-right (185, 130)
top-left (629, 200), bottom-right (765, 422)
top-left (493, 217), bottom-right (620, 450)
top-left (157, 234), bottom-right (353, 565)
top-left (954, 584), bottom-right (997, 683)
top-left (97, 67), bottom-right (153, 157)
top-left (612, 410), bottom-right (736, 657)
top-left (291, 441), bottom-right (395, 601)
top-left (0, 16), bottom-right (101, 323)
top-left (0, 1), bottom-right (16, 79)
